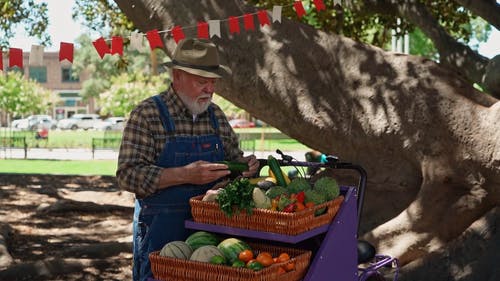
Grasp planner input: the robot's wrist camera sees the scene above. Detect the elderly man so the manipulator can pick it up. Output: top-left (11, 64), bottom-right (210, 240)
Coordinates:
top-left (116, 38), bottom-right (259, 281)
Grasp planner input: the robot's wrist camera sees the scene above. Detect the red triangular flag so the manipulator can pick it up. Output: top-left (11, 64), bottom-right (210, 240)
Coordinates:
top-left (9, 48), bottom-right (23, 68)
top-left (228, 16), bottom-right (240, 34)
top-left (146, 29), bottom-right (164, 50)
top-left (59, 42), bottom-right (74, 63)
top-left (92, 37), bottom-right (111, 59)
top-left (257, 10), bottom-right (270, 27)
top-left (197, 22), bottom-right (209, 39)
top-left (171, 26), bottom-right (186, 44)
top-left (243, 14), bottom-right (255, 31)
top-left (111, 36), bottom-right (123, 56)
top-left (0, 51), bottom-right (3, 71)
top-left (293, 1), bottom-right (306, 19)
top-left (313, 0), bottom-right (326, 11)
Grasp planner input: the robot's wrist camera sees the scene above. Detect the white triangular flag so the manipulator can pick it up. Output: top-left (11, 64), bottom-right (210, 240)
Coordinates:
top-left (130, 32), bottom-right (146, 52)
top-left (209, 20), bottom-right (221, 38)
top-left (29, 45), bottom-right (44, 66)
top-left (272, 6), bottom-right (282, 23)
top-left (334, 0), bottom-right (342, 6)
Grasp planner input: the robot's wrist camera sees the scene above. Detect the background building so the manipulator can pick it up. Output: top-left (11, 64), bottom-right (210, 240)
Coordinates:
top-left (1, 51), bottom-right (94, 125)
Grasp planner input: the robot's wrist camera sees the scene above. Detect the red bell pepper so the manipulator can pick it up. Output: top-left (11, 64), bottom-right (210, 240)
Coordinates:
top-left (296, 191), bottom-right (305, 204)
top-left (283, 203), bottom-right (296, 213)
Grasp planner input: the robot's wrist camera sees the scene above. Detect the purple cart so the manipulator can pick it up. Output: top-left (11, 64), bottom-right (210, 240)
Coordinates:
top-left (184, 156), bottom-right (399, 281)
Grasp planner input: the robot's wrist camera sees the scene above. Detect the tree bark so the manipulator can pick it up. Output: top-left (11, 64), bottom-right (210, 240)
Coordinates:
top-left (114, 0), bottom-right (500, 278)
top-left (361, 0), bottom-right (498, 98)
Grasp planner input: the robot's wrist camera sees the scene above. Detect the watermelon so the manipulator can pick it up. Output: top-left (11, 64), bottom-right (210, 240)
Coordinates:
top-left (217, 238), bottom-right (252, 264)
top-left (185, 231), bottom-right (220, 250)
top-left (189, 245), bottom-right (225, 263)
top-left (159, 241), bottom-right (193, 259)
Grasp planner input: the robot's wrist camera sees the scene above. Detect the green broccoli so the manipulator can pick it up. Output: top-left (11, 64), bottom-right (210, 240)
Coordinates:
top-left (265, 186), bottom-right (288, 199)
top-left (304, 190), bottom-right (327, 205)
top-left (287, 178), bottom-right (311, 194)
top-left (304, 190), bottom-right (328, 215)
top-left (313, 177), bottom-right (340, 201)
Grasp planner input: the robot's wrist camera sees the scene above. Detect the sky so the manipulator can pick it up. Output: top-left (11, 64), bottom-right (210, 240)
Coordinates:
top-left (7, 0), bottom-right (500, 58)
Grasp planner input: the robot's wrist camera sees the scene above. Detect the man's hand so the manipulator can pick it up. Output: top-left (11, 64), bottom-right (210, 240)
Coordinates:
top-left (241, 155), bottom-right (259, 178)
top-left (184, 161), bottom-right (231, 184)
top-left (159, 160), bottom-right (230, 188)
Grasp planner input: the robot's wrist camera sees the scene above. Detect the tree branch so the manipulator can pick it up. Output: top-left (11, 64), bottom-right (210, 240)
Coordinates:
top-left (362, 0), bottom-right (495, 97)
top-left (454, 0), bottom-right (500, 30)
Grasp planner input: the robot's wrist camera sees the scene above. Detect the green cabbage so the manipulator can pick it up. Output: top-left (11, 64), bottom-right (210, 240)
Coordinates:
top-left (313, 177), bottom-right (340, 201)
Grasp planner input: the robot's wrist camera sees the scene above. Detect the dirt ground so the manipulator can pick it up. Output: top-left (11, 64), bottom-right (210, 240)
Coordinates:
top-left (0, 173), bottom-right (135, 281)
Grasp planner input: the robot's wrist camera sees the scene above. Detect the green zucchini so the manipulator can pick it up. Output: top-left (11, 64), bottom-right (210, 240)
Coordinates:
top-left (217, 161), bottom-right (248, 172)
top-left (268, 155), bottom-right (287, 187)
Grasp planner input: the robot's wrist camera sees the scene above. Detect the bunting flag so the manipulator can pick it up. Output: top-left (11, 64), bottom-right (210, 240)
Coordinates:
top-left (111, 36), bottom-right (123, 56)
top-left (171, 26), bottom-right (186, 43)
top-left (293, 1), bottom-right (306, 19)
top-left (0, 51), bottom-right (3, 71)
top-left (257, 10), bottom-right (271, 26)
top-left (146, 29), bottom-right (164, 50)
top-left (29, 45), bottom-right (44, 66)
top-left (197, 22), bottom-right (209, 39)
top-left (243, 14), bottom-right (255, 31)
top-left (272, 6), bottom-right (283, 23)
top-left (333, 0), bottom-right (342, 5)
top-left (59, 42), bottom-right (74, 63)
top-left (92, 37), bottom-right (111, 58)
top-left (9, 48), bottom-right (23, 68)
top-left (208, 20), bottom-right (221, 38)
top-left (228, 16), bottom-right (240, 34)
top-left (313, 0), bottom-right (326, 11)
top-left (3, 1), bottom-right (337, 64)
top-left (130, 32), bottom-right (146, 52)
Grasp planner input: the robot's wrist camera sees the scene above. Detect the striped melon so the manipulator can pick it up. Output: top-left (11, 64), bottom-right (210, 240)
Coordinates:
top-left (217, 238), bottom-right (252, 264)
top-left (189, 245), bottom-right (225, 263)
top-left (159, 241), bottom-right (193, 259)
top-left (185, 231), bottom-right (219, 250)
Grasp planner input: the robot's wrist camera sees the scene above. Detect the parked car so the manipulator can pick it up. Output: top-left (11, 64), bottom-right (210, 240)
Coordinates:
top-left (57, 114), bottom-right (100, 130)
top-left (229, 118), bottom-right (256, 128)
top-left (93, 117), bottom-right (126, 131)
top-left (11, 115), bottom-right (58, 130)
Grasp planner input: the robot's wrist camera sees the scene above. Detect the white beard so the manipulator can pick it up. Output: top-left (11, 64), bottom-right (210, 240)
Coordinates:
top-left (177, 92), bottom-right (212, 115)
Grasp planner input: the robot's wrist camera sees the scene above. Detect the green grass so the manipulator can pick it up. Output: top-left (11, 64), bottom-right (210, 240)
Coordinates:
top-left (0, 129), bottom-right (109, 149)
top-left (0, 159), bottom-right (118, 176)
top-left (0, 127), bottom-right (309, 176)
top-left (0, 128), bottom-right (309, 151)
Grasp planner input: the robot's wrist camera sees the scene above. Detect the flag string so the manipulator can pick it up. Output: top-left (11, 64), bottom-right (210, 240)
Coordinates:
top-left (1, 1), bottom-right (331, 69)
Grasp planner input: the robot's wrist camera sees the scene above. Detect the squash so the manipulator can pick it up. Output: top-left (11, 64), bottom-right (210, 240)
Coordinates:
top-left (159, 241), bottom-right (193, 259)
top-left (190, 245), bottom-right (225, 263)
top-left (268, 155), bottom-right (288, 187)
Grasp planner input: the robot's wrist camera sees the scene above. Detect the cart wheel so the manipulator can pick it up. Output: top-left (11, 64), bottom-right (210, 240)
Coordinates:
top-left (364, 272), bottom-right (386, 281)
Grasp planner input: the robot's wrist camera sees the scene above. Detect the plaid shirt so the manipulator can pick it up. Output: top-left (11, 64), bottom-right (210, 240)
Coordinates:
top-left (116, 86), bottom-right (243, 198)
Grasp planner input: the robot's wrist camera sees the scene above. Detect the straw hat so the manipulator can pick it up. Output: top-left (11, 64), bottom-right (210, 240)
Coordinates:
top-left (163, 38), bottom-right (232, 78)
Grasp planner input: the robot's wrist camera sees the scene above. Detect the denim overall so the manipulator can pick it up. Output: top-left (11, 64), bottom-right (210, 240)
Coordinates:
top-left (132, 95), bottom-right (224, 281)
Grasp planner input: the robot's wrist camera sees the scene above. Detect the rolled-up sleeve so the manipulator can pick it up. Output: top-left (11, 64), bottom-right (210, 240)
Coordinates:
top-left (116, 106), bottom-right (163, 198)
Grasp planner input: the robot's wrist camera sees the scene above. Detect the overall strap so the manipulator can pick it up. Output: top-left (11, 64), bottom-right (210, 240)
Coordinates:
top-left (152, 95), bottom-right (175, 133)
top-left (207, 106), bottom-right (220, 134)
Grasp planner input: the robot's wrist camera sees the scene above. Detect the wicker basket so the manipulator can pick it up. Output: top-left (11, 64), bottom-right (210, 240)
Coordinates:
top-left (190, 195), bottom-right (344, 235)
top-left (150, 242), bottom-right (312, 281)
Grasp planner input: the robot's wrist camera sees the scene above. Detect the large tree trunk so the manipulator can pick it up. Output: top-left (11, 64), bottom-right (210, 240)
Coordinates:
top-left (115, 0), bottom-right (500, 278)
